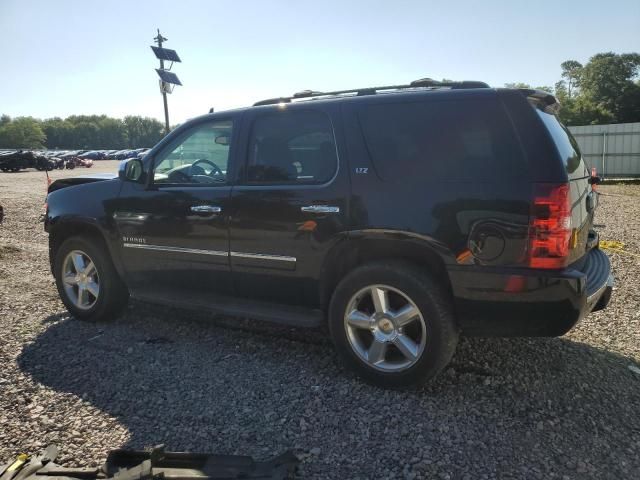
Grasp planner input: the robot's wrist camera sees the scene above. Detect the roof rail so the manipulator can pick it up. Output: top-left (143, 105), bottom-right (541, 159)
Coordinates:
top-left (253, 78), bottom-right (490, 106)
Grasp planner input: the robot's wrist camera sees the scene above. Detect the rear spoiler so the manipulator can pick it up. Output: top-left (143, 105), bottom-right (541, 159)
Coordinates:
top-left (519, 89), bottom-right (561, 115)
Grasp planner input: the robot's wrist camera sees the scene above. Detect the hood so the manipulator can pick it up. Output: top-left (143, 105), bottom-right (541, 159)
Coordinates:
top-left (48, 173), bottom-right (118, 193)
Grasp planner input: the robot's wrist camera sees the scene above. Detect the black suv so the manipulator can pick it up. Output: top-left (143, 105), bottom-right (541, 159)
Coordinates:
top-left (45, 79), bottom-right (613, 387)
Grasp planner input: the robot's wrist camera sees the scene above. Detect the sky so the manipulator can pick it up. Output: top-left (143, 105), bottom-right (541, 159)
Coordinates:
top-left (1, 0), bottom-right (639, 124)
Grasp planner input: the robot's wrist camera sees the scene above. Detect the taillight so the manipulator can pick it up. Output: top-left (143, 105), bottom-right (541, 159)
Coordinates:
top-left (528, 183), bottom-right (571, 269)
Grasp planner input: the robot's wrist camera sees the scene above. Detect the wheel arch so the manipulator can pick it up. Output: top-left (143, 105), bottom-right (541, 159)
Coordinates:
top-left (48, 218), bottom-right (125, 279)
top-left (319, 230), bottom-right (455, 310)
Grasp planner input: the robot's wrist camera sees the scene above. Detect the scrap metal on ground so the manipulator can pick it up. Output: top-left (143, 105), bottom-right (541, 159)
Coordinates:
top-left (0, 445), bottom-right (299, 480)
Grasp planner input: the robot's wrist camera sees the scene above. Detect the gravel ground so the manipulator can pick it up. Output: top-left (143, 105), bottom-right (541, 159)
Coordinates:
top-left (1, 163), bottom-right (639, 479)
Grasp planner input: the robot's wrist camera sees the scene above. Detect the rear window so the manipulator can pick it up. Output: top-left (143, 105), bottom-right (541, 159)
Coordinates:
top-left (246, 110), bottom-right (338, 185)
top-left (358, 99), bottom-right (525, 182)
top-left (535, 109), bottom-right (588, 179)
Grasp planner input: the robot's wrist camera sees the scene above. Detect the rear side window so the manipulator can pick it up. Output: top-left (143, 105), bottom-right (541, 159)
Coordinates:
top-left (535, 109), bottom-right (588, 179)
top-left (246, 110), bottom-right (338, 184)
top-left (358, 99), bottom-right (525, 182)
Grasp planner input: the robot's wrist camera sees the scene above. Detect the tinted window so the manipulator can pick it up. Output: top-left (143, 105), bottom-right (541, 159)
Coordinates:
top-left (247, 110), bottom-right (337, 184)
top-left (358, 99), bottom-right (525, 182)
top-left (536, 109), bottom-right (588, 179)
top-left (154, 120), bottom-right (232, 184)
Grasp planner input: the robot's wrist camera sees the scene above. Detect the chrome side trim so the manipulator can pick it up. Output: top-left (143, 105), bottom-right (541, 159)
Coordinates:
top-left (230, 251), bottom-right (297, 263)
top-left (122, 243), bottom-right (228, 257)
top-left (122, 243), bottom-right (296, 263)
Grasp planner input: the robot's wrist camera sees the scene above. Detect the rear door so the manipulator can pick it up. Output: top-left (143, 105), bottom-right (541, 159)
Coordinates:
top-left (228, 104), bottom-right (350, 306)
top-left (535, 109), bottom-right (596, 263)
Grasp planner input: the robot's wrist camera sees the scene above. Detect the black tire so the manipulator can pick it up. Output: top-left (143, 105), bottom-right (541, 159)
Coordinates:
top-left (54, 235), bottom-right (129, 322)
top-left (328, 261), bottom-right (458, 388)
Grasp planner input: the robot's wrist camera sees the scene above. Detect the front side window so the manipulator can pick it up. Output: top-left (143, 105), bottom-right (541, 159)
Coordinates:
top-left (154, 120), bottom-right (233, 184)
top-left (246, 110), bottom-right (338, 184)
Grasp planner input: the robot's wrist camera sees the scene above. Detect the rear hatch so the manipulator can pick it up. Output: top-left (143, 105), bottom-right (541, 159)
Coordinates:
top-left (533, 105), bottom-right (597, 266)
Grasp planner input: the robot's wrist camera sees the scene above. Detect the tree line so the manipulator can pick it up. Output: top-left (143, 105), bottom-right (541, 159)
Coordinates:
top-left (2, 52), bottom-right (638, 149)
top-left (505, 52), bottom-right (640, 126)
top-left (0, 114), bottom-right (166, 150)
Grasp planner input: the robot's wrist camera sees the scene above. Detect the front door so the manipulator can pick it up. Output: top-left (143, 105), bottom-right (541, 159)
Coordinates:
top-left (229, 106), bottom-right (350, 306)
top-left (115, 117), bottom-right (237, 296)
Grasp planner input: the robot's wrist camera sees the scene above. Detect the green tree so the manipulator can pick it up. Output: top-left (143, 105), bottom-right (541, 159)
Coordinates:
top-left (0, 117), bottom-right (46, 148)
top-left (557, 96), bottom-right (614, 126)
top-left (72, 121), bottom-right (100, 149)
top-left (504, 83), bottom-right (554, 93)
top-left (559, 60), bottom-right (583, 98)
top-left (504, 82), bottom-right (532, 89)
top-left (123, 116), bottom-right (165, 147)
top-left (42, 117), bottom-right (74, 149)
top-left (579, 52), bottom-right (640, 123)
top-left (97, 117), bottom-right (128, 148)
top-left (0, 114), bottom-right (10, 128)
top-left (509, 52), bottom-right (640, 125)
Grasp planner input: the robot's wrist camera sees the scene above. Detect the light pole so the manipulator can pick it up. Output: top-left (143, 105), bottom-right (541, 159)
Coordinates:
top-left (151, 29), bottom-right (182, 134)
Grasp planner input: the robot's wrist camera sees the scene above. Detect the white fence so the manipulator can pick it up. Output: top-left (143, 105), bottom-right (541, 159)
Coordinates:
top-left (568, 122), bottom-right (640, 178)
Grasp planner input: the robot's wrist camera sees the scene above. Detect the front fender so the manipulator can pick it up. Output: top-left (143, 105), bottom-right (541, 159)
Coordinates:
top-left (45, 179), bottom-right (125, 278)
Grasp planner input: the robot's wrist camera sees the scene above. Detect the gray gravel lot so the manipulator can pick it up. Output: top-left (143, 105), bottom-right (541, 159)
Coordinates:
top-left (1, 162), bottom-right (639, 479)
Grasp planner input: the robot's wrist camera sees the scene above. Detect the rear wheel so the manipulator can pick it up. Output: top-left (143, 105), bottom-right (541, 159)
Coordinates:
top-left (329, 261), bottom-right (458, 388)
top-left (54, 236), bottom-right (129, 322)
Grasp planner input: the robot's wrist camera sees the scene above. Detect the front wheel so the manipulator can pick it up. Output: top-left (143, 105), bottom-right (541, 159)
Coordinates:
top-left (54, 236), bottom-right (129, 322)
top-left (328, 261), bottom-right (458, 388)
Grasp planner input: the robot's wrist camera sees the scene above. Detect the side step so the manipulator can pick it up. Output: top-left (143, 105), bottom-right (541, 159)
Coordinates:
top-left (132, 287), bottom-right (324, 328)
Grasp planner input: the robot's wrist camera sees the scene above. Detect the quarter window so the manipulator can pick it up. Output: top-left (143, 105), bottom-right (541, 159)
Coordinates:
top-left (536, 109), bottom-right (588, 179)
top-left (154, 120), bottom-right (232, 184)
top-left (358, 99), bottom-right (525, 181)
top-left (246, 111), bottom-right (338, 184)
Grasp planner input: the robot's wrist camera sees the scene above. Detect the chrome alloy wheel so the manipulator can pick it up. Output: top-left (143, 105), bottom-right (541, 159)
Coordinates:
top-left (62, 250), bottom-right (100, 310)
top-left (344, 284), bottom-right (427, 372)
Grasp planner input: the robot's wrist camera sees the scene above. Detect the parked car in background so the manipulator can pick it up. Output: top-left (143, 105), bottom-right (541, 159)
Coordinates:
top-left (0, 150), bottom-right (36, 172)
top-left (80, 150), bottom-right (106, 160)
top-left (44, 79), bottom-right (613, 387)
top-left (63, 156), bottom-right (93, 169)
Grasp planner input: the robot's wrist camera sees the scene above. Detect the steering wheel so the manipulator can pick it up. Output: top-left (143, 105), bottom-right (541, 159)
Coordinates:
top-left (191, 159), bottom-right (223, 178)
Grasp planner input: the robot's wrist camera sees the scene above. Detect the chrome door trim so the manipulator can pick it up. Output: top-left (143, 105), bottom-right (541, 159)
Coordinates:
top-left (230, 251), bottom-right (297, 263)
top-left (300, 205), bottom-right (340, 214)
top-left (190, 205), bottom-right (222, 213)
top-left (122, 243), bottom-right (228, 257)
top-left (122, 243), bottom-right (296, 264)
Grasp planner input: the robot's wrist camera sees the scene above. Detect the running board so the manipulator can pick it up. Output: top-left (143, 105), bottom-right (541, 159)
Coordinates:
top-left (132, 288), bottom-right (324, 328)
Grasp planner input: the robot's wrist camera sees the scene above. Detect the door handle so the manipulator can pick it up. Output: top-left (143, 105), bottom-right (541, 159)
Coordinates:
top-left (190, 205), bottom-right (222, 213)
top-left (301, 205), bottom-right (340, 214)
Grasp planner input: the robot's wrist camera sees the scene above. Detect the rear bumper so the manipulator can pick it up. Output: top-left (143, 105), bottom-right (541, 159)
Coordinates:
top-left (450, 248), bottom-right (613, 337)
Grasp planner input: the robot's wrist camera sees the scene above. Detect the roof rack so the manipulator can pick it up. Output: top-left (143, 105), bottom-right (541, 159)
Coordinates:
top-left (253, 78), bottom-right (490, 106)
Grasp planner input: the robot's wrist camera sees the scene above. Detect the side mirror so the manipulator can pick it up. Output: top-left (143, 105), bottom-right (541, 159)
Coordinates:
top-left (119, 158), bottom-right (145, 182)
top-left (588, 175), bottom-right (602, 185)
